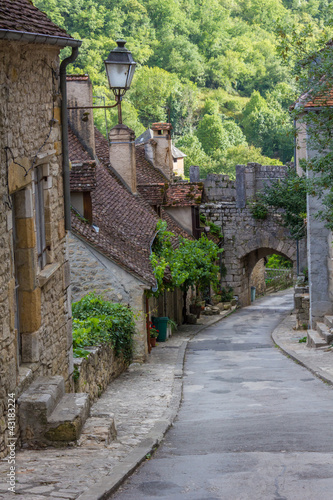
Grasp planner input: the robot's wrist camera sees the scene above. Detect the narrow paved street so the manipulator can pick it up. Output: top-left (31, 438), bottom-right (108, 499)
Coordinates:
top-left (111, 291), bottom-right (333, 500)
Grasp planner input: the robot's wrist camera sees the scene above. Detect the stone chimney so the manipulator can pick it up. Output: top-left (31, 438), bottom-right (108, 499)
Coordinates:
top-left (109, 125), bottom-right (137, 194)
top-left (67, 75), bottom-right (96, 158)
top-left (150, 122), bottom-right (173, 180)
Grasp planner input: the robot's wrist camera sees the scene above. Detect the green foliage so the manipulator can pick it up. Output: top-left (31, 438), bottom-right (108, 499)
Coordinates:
top-left (150, 220), bottom-right (222, 297)
top-left (219, 286), bottom-right (234, 303)
top-left (199, 213), bottom-right (223, 239)
top-left (249, 201), bottom-right (269, 220)
top-left (34, 0), bottom-right (332, 166)
top-left (72, 293), bottom-right (136, 364)
top-left (266, 254), bottom-right (293, 269)
top-left (259, 167), bottom-right (307, 238)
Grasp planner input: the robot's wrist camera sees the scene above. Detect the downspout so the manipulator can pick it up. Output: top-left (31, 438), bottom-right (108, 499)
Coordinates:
top-left (60, 47), bottom-right (80, 230)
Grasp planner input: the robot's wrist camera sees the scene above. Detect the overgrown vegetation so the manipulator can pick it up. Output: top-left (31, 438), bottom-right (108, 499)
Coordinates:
top-left (257, 167), bottom-right (307, 238)
top-left (72, 293), bottom-right (136, 364)
top-left (150, 220), bottom-right (222, 298)
top-left (34, 0), bottom-right (333, 177)
top-left (199, 213), bottom-right (223, 239)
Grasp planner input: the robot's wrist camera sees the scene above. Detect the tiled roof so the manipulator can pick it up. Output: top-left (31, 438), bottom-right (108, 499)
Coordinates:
top-left (137, 184), bottom-right (165, 206)
top-left (172, 144), bottom-right (186, 159)
top-left (152, 122), bottom-right (172, 131)
top-left (165, 183), bottom-right (203, 207)
top-left (136, 145), bottom-right (168, 184)
top-left (70, 162), bottom-right (96, 192)
top-left (69, 126), bottom-right (158, 285)
top-left (68, 128), bottom-right (92, 164)
top-left (161, 209), bottom-right (193, 243)
top-left (67, 74), bottom-right (89, 81)
top-left (0, 0), bottom-right (73, 39)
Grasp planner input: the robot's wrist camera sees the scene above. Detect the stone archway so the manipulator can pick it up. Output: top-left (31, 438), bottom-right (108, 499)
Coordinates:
top-left (226, 230), bottom-right (297, 306)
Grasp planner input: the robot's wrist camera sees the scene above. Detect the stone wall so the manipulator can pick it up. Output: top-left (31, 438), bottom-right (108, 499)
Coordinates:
top-left (68, 233), bottom-right (148, 361)
top-left (200, 201), bottom-right (297, 306)
top-left (294, 284), bottom-right (310, 329)
top-left (0, 41), bottom-right (71, 457)
top-left (250, 259), bottom-right (266, 296)
top-left (74, 345), bottom-right (126, 403)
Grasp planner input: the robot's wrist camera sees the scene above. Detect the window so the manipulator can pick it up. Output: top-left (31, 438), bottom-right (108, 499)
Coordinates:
top-left (35, 166), bottom-right (47, 269)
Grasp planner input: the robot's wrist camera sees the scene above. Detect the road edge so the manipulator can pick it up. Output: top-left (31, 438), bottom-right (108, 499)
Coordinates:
top-left (77, 311), bottom-right (233, 500)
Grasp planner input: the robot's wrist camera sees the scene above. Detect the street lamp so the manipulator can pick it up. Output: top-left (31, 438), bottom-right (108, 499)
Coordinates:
top-left (104, 39), bottom-right (136, 125)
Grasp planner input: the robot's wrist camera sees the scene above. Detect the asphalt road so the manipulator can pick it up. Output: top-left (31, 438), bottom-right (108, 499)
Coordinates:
top-left (110, 291), bottom-right (333, 500)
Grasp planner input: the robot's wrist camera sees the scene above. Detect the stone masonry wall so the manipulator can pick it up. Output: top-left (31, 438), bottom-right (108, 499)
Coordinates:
top-left (250, 258), bottom-right (266, 296)
top-left (74, 345), bottom-right (126, 403)
top-left (68, 233), bottom-right (148, 361)
top-left (0, 41), bottom-right (71, 457)
top-left (200, 202), bottom-right (297, 306)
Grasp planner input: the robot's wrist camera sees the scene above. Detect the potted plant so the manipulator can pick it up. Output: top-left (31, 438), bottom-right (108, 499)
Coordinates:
top-left (149, 325), bottom-right (159, 347)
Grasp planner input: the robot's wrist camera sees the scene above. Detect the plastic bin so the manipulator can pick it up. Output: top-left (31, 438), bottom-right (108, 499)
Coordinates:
top-left (251, 286), bottom-right (256, 302)
top-left (151, 316), bottom-right (169, 342)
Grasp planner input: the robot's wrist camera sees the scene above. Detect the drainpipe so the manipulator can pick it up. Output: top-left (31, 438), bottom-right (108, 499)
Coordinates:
top-left (60, 47), bottom-right (80, 230)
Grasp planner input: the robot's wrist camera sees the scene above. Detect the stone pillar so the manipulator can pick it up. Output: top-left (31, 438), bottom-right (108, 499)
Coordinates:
top-left (109, 125), bottom-right (137, 194)
top-left (189, 166), bottom-right (200, 182)
top-left (236, 164), bottom-right (246, 208)
top-left (67, 75), bottom-right (96, 158)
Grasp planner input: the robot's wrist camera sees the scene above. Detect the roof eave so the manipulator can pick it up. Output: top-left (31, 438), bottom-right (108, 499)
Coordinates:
top-left (0, 29), bottom-right (82, 47)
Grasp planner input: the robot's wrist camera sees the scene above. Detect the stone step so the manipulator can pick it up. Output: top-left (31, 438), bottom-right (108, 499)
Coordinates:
top-left (78, 414), bottom-right (117, 447)
top-left (324, 315), bottom-right (333, 329)
top-left (18, 375), bottom-right (65, 418)
top-left (18, 376), bottom-right (90, 447)
top-left (307, 329), bottom-right (328, 348)
top-left (45, 393), bottom-right (90, 443)
top-left (316, 322), bottom-right (333, 344)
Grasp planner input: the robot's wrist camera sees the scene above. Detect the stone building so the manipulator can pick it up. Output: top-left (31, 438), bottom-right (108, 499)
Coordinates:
top-left (0, 0), bottom-right (86, 456)
top-left (294, 91), bottom-right (333, 345)
top-left (67, 77), bottom-right (196, 361)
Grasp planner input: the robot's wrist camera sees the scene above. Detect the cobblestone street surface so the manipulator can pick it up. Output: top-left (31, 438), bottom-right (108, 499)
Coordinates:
top-left (0, 312), bottom-right (231, 500)
top-left (1, 290), bottom-right (333, 500)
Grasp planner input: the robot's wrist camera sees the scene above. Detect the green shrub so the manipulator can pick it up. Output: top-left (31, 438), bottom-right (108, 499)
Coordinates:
top-left (72, 293), bottom-right (136, 364)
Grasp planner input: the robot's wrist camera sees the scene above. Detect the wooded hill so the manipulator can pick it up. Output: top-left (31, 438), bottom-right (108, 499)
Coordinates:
top-left (34, 0), bottom-right (332, 178)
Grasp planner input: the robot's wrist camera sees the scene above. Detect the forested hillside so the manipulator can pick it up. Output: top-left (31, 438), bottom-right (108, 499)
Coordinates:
top-left (35, 0), bottom-right (332, 178)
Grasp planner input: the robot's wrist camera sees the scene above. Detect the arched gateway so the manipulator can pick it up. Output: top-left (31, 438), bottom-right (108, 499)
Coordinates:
top-left (198, 163), bottom-right (305, 306)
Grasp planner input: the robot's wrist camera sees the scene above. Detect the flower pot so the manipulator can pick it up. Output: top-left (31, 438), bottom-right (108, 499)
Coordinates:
top-left (190, 304), bottom-right (201, 318)
top-left (150, 337), bottom-right (156, 347)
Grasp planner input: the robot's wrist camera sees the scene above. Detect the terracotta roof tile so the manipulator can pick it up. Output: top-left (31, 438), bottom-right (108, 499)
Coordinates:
top-left (68, 127), bottom-right (92, 164)
top-left (152, 122), bottom-right (172, 130)
top-left (67, 74), bottom-right (89, 81)
top-left (136, 145), bottom-right (168, 184)
top-left (70, 162), bottom-right (96, 192)
top-left (165, 183), bottom-right (203, 207)
top-left (0, 0), bottom-right (73, 39)
top-left (69, 126), bottom-right (158, 285)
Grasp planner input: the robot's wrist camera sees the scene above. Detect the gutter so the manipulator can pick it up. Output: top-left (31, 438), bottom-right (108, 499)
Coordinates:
top-left (60, 47), bottom-right (81, 230)
top-left (0, 29), bottom-right (82, 47)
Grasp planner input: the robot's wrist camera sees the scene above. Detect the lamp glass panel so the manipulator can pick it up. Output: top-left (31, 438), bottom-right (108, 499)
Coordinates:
top-left (105, 62), bottom-right (130, 89)
top-left (126, 64), bottom-right (136, 88)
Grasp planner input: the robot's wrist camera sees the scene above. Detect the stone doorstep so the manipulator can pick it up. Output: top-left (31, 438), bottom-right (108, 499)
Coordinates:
top-left (316, 322), bottom-right (333, 344)
top-left (18, 376), bottom-right (90, 446)
top-left (78, 415), bottom-right (117, 447)
top-left (307, 329), bottom-right (328, 348)
top-left (324, 315), bottom-right (333, 329)
top-left (18, 375), bottom-right (65, 417)
top-left (46, 393), bottom-right (90, 442)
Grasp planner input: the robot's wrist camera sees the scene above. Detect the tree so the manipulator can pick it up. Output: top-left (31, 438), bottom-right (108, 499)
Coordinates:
top-left (258, 167), bottom-right (307, 238)
top-left (150, 221), bottom-right (222, 318)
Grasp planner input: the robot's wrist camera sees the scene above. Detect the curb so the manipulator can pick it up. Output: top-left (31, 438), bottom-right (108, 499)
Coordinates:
top-left (77, 311), bottom-right (232, 500)
top-left (272, 314), bottom-right (333, 387)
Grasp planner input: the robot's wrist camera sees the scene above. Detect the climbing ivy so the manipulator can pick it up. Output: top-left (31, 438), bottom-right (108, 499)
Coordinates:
top-left (150, 220), bottom-right (222, 297)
